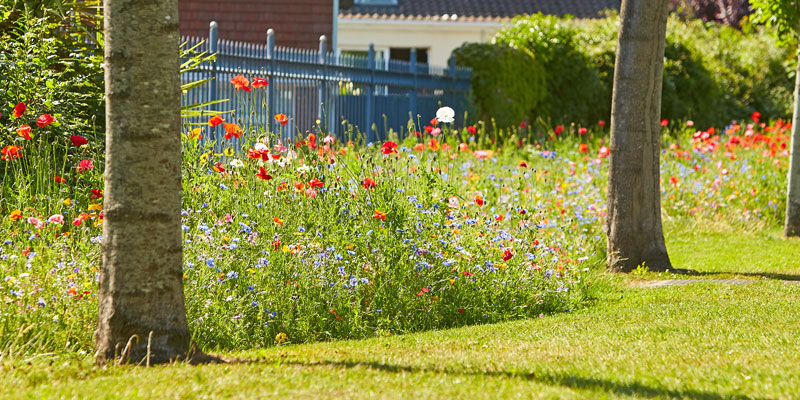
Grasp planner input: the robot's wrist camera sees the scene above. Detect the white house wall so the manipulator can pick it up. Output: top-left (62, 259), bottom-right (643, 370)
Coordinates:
top-left (337, 18), bottom-right (505, 66)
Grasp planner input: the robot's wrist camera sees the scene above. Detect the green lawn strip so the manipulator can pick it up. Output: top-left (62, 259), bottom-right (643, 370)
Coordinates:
top-left (4, 281), bottom-right (798, 399)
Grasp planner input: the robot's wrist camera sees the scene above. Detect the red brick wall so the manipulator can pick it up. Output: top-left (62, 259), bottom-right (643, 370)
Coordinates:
top-left (180, 0), bottom-right (333, 49)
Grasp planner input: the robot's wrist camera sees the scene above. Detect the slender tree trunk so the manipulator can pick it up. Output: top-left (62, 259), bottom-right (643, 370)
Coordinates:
top-left (606, 0), bottom-right (673, 272)
top-left (96, 0), bottom-right (191, 364)
top-left (784, 38), bottom-right (800, 236)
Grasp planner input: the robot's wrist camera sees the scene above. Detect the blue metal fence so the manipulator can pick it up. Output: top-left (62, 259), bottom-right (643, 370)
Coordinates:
top-left (180, 22), bottom-right (472, 147)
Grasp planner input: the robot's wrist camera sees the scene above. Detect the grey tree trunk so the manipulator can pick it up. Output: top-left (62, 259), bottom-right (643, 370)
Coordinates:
top-left (96, 0), bottom-right (191, 365)
top-left (784, 42), bottom-right (800, 236)
top-left (606, 0), bottom-right (673, 272)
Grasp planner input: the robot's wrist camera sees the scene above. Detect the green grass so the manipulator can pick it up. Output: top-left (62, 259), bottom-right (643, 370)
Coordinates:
top-left (2, 227), bottom-right (798, 399)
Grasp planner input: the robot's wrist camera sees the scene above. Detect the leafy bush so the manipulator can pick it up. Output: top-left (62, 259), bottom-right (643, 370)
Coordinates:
top-left (451, 43), bottom-right (545, 129)
top-left (460, 12), bottom-right (794, 131)
top-left (493, 13), bottom-right (611, 126)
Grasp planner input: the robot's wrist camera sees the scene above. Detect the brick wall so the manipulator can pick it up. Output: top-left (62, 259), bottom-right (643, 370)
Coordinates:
top-left (180, 0), bottom-right (333, 49)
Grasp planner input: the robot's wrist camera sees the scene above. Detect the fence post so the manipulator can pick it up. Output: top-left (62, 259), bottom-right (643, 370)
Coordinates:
top-left (408, 48), bottom-right (417, 131)
top-left (449, 56), bottom-right (457, 121)
top-left (266, 28), bottom-right (276, 135)
top-left (318, 35), bottom-right (327, 134)
top-left (366, 43), bottom-right (375, 143)
top-left (208, 21), bottom-right (218, 141)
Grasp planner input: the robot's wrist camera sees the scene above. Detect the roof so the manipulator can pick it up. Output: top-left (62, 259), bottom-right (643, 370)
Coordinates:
top-left (339, 0), bottom-right (622, 23)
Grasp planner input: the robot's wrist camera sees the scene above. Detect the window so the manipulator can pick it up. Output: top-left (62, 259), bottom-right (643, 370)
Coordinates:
top-left (389, 48), bottom-right (428, 64)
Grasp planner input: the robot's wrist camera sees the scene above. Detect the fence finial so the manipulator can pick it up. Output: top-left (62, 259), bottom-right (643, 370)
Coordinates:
top-left (209, 21), bottom-right (217, 29)
top-left (320, 35), bottom-right (327, 43)
top-left (267, 28), bottom-right (274, 37)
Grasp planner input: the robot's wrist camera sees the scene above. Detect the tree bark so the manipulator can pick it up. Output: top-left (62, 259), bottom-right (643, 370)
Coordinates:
top-left (784, 38), bottom-right (800, 236)
top-left (96, 0), bottom-right (191, 365)
top-left (606, 0), bottom-right (673, 272)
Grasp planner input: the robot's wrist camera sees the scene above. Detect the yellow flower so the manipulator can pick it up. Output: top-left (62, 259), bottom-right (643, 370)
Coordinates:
top-left (88, 203), bottom-right (102, 211)
top-left (275, 332), bottom-right (288, 344)
top-left (63, 198), bottom-right (71, 206)
top-left (224, 148), bottom-right (234, 157)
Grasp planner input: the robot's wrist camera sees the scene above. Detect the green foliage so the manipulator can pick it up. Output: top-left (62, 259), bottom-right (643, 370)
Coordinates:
top-left (493, 13), bottom-right (611, 126)
top-left (451, 43), bottom-right (545, 128)
top-left (476, 12), bottom-right (794, 129)
top-left (751, 0), bottom-right (799, 45)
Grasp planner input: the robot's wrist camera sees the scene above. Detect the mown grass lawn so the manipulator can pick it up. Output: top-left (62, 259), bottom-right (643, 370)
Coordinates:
top-left (2, 227), bottom-right (798, 400)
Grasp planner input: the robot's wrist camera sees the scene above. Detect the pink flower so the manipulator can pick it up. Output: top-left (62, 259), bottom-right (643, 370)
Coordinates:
top-left (304, 188), bottom-right (318, 198)
top-left (28, 217), bottom-right (44, 229)
top-left (47, 214), bottom-right (64, 224)
top-left (430, 128), bottom-right (441, 136)
top-left (77, 159), bottom-right (94, 173)
top-left (598, 146), bottom-right (610, 158)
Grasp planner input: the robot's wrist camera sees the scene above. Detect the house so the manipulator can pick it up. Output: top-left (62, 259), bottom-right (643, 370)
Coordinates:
top-left (179, 0), bottom-right (336, 49)
top-left (337, 0), bottom-right (621, 66)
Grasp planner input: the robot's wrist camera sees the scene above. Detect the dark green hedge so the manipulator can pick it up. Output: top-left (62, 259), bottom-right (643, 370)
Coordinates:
top-left (451, 43), bottom-right (546, 129)
top-left (454, 12), bottom-right (794, 129)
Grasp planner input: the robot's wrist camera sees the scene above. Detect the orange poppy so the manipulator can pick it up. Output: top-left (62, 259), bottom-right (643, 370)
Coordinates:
top-left (230, 75), bottom-right (250, 91)
top-left (274, 113), bottom-right (289, 125)
top-left (223, 123), bottom-right (242, 139)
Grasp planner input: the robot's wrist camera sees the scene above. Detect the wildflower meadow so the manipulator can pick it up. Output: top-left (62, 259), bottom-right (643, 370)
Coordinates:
top-left (1, 72), bottom-right (791, 356)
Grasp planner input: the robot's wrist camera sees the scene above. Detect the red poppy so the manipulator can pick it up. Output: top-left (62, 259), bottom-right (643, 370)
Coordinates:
top-left (669, 176), bottom-right (678, 185)
top-left (519, 121), bottom-right (527, 129)
top-left (36, 114), bottom-right (54, 127)
top-left (381, 141), bottom-right (398, 155)
top-left (578, 127), bottom-right (587, 135)
top-left (230, 75), bottom-right (251, 91)
top-left (90, 189), bottom-right (103, 199)
top-left (430, 118), bottom-right (438, 126)
top-left (16, 125), bottom-right (32, 140)
top-left (598, 145), bottom-right (610, 158)
top-left (372, 210), bottom-right (386, 220)
top-left (598, 120), bottom-right (606, 127)
top-left (208, 115), bottom-right (224, 127)
top-left (519, 161), bottom-right (528, 168)
top-left (54, 175), bottom-right (66, 184)
top-left (424, 126), bottom-right (433, 134)
top-left (467, 126), bottom-right (477, 135)
top-left (223, 123), bottom-right (242, 139)
top-left (273, 216), bottom-right (283, 226)
top-left (660, 119), bottom-right (669, 127)
top-left (362, 178), bottom-right (376, 189)
top-left (213, 162), bottom-right (225, 172)
top-left (413, 143), bottom-right (425, 152)
top-left (256, 166), bottom-right (272, 181)
top-left (463, 271), bottom-right (474, 277)
top-left (70, 135), bottom-right (89, 146)
top-left (274, 113), bottom-right (289, 125)
top-left (293, 181), bottom-right (305, 191)
top-left (751, 111), bottom-right (761, 123)
top-left (495, 214), bottom-right (504, 222)
top-left (308, 178), bottom-right (324, 188)
top-left (502, 248), bottom-right (513, 262)
top-left (12, 102), bottom-right (25, 118)
top-left (475, 195), bottom-right (484, 207)
top-left (252, 77), bottom-right (268, 88)
top-left (554, 125), bottom-right (564, 136)
top-left (2, 145), bottom-right (22, 160)
top-left (427, 139), bottom-right (440, 151)
top-left (579, 143), bottom-right (589, 153)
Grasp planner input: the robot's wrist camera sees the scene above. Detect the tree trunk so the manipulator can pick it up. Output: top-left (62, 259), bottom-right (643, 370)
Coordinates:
top-left (784, 40), bottom-right (800, 236)
top-left (96, 0), bottom-right (191, 365)
top-left (606, 0), bottom-right (673, 273)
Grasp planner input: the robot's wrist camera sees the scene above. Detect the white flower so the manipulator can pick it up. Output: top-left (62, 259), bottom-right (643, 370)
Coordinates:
top-left (254, 142), bottom-right (269, 152)
top-left (436, 106), bottom-right (455, 124)
top-left (230, 159), bottom-right (245, 168)
top-left (297, 164), bottom-right (311, 174)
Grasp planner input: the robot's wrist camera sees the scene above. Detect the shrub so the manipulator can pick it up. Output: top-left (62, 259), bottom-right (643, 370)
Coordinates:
top-left (451, 43), bottom-right (545, 129)
top-left (493, 13), bottom-right (611, 126)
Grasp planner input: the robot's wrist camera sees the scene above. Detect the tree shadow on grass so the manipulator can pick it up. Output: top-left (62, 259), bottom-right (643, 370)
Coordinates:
top-left (265, 359), bottom-right (764, 400)
top-left (667, 268), bottom-right (800, 282)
